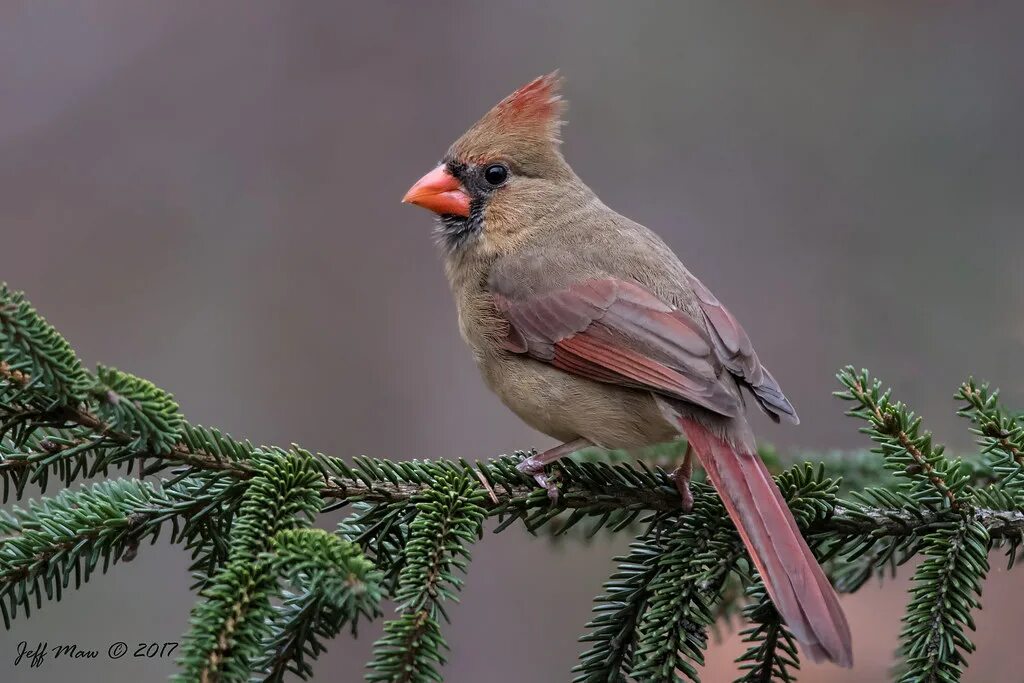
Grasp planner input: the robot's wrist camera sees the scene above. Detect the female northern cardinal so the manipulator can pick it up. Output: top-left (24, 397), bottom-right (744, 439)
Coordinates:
top-left (402, 73), bottom-right (852, 667)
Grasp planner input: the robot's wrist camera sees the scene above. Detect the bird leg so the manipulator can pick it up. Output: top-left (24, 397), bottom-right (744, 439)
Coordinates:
top-left (670, 443), bottom-right (694, 512)
top-left (517, 438), bottom-right (592, 502)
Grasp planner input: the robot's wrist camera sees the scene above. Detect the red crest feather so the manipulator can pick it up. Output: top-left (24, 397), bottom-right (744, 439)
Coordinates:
top-left (451, 71), bottom-right (567, 161)
top-left (493, 71), bottom-right (564, 130)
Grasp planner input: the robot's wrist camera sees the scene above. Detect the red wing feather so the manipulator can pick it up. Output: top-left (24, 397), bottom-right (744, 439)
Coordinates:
top-left (687, 274), bottom-right (799, 423)
top-left (555, 334), bottom-right (698, 396)
top-left (493, 277), bottom-right (742, 418)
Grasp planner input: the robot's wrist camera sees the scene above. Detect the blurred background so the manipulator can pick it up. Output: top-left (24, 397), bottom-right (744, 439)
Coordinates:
top-left (2, 1), bottom-right (1023, 681)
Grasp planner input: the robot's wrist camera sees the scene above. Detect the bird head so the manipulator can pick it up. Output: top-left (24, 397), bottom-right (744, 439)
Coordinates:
top-left (402, 72), bottom-right (577, 254)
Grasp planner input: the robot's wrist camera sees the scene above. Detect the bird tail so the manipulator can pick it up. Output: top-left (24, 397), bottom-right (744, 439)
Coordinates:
top-left (679, 418), bottom-right (853, 667)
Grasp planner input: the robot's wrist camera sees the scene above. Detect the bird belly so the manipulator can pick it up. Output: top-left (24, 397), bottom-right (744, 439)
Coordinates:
top-left (481, 354), bottom-right (679, 449)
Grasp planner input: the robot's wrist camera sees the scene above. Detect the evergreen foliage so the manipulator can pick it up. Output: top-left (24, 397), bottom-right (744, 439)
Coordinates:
top-left (2, 283), bottom-right (1023, 681)
top-left (734, 582), bottom-right (799, 683)
top-left (93, 364), bottom-right (184, 455)
top-left (366, 472), bottom-right (486, 683)
top-left (260, 528), bottom-right (382, 682)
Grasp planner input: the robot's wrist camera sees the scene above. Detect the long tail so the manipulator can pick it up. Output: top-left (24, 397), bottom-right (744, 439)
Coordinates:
top-left (680, 418), bottom-right (853, 667)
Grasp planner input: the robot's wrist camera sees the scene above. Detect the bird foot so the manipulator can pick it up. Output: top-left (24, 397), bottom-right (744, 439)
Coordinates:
top-left (517, 454), bottom-right (561, 503)
top-left (516, 439), bottom-right (591, 504)
top-left (670, 470), bottom-right (694, 512)
top-left (670, 443), bottom-right (695, 512)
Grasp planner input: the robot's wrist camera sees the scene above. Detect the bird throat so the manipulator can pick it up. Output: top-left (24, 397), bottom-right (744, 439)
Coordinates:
top-left (434, 203), bottom-right (484, 254)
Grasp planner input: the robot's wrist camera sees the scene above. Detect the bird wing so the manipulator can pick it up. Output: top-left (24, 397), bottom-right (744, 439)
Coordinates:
top-left (491, 276), bottom-right (744, 418)
top-left (685, 274), bottom-right (798, 423)
top-left (492, 272), bottom-right (798, 423)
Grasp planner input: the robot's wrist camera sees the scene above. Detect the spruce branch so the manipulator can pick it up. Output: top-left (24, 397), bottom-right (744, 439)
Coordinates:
top-left (0, 394), bottom-right (251, 495)
top-left (628, 495), bottom-right (740, 683)
top-left (0, 473), bottom-right (247, 628)
top-left (573, 528), bottom-right (664, 683)
top-left (836, 366), bottom-right (969, 510)
top-left (8, 358), bottom-right (1022, 547)
top-left (257, 528), bottom-right (383, 682)
top-left (896, 518), bottom-right (989, 683)
top-left (836, 368), bottom-right (990, 682)
top-left (13, 403), bottom-right (1019, 546)
top-left (734, 582), bottom-right (800, 683)
top-left (0, 479), bottom-right (158, 628)
top-left (366, 472), bottom-right (486, 683)
top-left (92, 364), bottom-right (183, 455)
top-left (0, 284), bottom-right (92, 405)
top-left (338, 499), bottom-right (421, 595)
top-left (186, 558), bottom-right (280, 683)
top-left (1, 428), bottom-right (116, 501)
top-left (175, 450), bottom-right (324, 683)
top-left (957, 379), bottom-right (1024, 489)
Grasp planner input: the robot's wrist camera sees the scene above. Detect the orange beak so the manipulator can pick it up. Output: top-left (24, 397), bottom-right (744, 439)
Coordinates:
top-left (402, 165), bottom-right (471, 217)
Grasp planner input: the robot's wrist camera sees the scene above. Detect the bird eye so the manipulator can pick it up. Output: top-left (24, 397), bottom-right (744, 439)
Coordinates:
top-left (483, 164), bottom-right (509, 186)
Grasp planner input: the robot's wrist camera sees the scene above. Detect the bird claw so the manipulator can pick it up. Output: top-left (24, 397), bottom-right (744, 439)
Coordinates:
top-left (671, 471), bottom-right (694, 512)
top-left (670, 444), bottom-right (695, 513)
top-left (517, 455), bottom-right (561, 503)
top-left (535, 472), bottom-right (561, 503)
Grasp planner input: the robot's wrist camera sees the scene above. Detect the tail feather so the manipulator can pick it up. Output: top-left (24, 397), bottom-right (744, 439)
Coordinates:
top-left (680, 419), bottom-right (853, 667)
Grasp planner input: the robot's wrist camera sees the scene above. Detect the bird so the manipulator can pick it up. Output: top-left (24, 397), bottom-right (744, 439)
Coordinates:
top-left (401, 72), bottom-right (852, 667)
